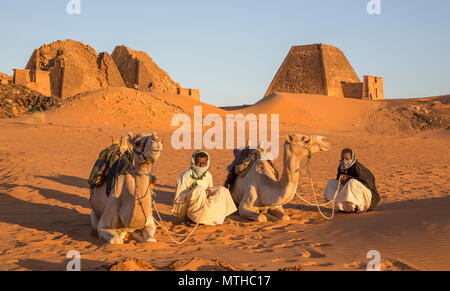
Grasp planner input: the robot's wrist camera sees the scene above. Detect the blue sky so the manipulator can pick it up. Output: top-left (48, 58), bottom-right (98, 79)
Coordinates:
top-left (1, 0), bottom-right (449, 106)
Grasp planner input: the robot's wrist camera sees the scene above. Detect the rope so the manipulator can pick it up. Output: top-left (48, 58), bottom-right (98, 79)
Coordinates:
top-left (152, 199), bottom-right (201, 245)
top-left (149, 162), bottom-right (206, 245)
top-left (294, 149), bottom-right (342, 220)
top-left (117, 144), bottom-right (201, 245)
top-left (108, 138), bottom-right (200, 245)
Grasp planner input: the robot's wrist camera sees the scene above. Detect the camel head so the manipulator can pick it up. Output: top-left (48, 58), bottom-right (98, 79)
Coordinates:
top-left (127, 132), bottom-right (163, 164)
top-left (285, 134), bottom-right (330, 157)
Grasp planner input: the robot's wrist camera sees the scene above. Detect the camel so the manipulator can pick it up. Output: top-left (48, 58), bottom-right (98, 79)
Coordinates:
top-left (90, 132), bottom-right (163, 244)
top-left (230, 134), bottom-right (330, 222)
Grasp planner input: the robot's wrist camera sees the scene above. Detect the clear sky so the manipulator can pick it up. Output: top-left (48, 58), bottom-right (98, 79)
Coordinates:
top-left (1, 0), bottom-right (449, 106)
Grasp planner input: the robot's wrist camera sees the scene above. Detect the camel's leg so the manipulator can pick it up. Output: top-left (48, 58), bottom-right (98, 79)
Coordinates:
top-left (97, 197), bottom-right (126, 244)
top-left (90, 210), bottom-right (99, 229)
top-left (131, 217), bottom-right (157, 243)
top-left (268, 206), bottom-right (290, 221)
top-left (239, 186), bottom-right (267, 222)
top-left (265, 212), bottom-right (280, 222)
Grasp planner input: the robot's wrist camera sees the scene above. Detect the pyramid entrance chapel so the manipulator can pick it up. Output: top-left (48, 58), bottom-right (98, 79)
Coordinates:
top-left (265, 44), bottom-right (383, 100)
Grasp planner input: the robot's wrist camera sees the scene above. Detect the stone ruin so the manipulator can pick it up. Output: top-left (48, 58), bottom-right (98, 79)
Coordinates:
top-left (17, 39), bottom-right (199, 100)
top-left (111, 45), bottom-right (200, 100)
top-left (13, 69), bottom-right (51, 96)
top-left (265, 44), bottom-right (384, 100)
top-left (0, 72), bottom-right (12, 85)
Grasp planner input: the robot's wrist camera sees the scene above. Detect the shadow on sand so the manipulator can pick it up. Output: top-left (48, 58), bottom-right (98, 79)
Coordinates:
top-left (0, 191), bottom-right (98, 244)
top-left (37, 175), bottom-right (89, 189)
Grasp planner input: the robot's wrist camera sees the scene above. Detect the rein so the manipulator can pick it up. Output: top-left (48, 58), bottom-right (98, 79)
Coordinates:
top-left (291, 136), bottom-right (341, 220)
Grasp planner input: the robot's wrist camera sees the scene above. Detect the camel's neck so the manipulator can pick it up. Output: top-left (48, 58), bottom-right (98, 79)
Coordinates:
top-left (133, 162), bottom-right (152, 201)
top-left (260, 143), bottom-right (306, 206)
top-left (120, 160), bottom-right (153, 228)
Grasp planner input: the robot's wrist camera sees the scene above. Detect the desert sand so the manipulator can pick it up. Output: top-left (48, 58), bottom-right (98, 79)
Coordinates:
top-left (0, 88), bottom-right (449, 271)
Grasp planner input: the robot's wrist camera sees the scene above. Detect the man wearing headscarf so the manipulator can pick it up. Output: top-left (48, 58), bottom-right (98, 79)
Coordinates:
top-left (324, 148), bottom-right (380, 212)
top-left (172, 151), bottom-right (237, 225)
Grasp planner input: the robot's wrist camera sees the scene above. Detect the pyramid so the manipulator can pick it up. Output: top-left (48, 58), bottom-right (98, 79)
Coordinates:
top-left (265, 44), bottom-right (362, 98)
top-left (25, 39), bottom-right (125, 99)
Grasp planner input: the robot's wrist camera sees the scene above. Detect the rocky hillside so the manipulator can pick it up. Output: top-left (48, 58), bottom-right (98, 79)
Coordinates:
top-left (366, 95), bottom-right (450, 134)
top-left (0, 83), bottom-right (60, 118)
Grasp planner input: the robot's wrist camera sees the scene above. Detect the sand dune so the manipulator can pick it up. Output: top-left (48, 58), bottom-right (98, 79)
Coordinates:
top-left (0, 89), bottom-right (448, 271)
top-left (234, 92), bottom-right (377, 130)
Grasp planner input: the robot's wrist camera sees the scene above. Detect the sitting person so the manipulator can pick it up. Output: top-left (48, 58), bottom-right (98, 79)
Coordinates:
top-left (324, 148), bottom-right (380, 212)
top-left (172, 151), bottom-right (237, 226)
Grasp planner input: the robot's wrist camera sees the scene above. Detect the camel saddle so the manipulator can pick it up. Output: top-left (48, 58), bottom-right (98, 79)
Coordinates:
top-left (224, 147), bottom-right (279, 190)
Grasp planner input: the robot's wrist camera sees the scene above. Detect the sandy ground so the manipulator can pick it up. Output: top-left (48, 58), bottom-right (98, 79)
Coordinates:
top-left (0, 89), bottom-right (448, 271)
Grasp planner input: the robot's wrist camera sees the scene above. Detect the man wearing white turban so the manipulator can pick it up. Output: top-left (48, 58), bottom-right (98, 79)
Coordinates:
top-left (324, 148), bottom-right (380, 213)
top-left (172, 151), bottom-right (237, 225)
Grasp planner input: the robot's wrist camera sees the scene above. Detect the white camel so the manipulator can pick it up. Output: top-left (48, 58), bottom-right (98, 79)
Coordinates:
top-left (230, 134), bottom-right (330, 222)
top-left (90, 132), bottom-right (163, 244)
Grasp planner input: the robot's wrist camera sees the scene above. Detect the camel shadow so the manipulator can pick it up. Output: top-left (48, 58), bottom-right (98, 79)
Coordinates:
top-left (0, 192), bottom-right (99, 244)
top-left (0, 183), bottom-right (89, 209)
top-left (37, 175), bottom-right (89, 189)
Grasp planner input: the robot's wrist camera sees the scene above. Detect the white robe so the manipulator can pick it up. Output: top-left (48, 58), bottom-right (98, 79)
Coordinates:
top-left (324, 178), bottom-right (373, 212)
top-left (172, 169), bottom-right (237, 225)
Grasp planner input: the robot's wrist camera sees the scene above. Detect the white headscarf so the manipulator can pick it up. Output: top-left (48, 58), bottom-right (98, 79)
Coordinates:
top-left (190, 151), bottom-right (210, 179)
top-left (340, 152), bottom-right (357, 171)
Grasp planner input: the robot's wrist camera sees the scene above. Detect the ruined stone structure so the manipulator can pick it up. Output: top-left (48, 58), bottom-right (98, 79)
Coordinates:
top-left (112, 45), bottom-right (200, 100)
top-left (13, 69), bottom-right (51, 96)
top-left (25, 39), bottom-right (125, 99)
top-left (19, 39), bottom-right (200, 100)
top-left (0, 73), bottom-right (12, 85)
top-left (362, 76), bottom-right (384, 100)
top-left (265, 44), bottom-right (384, 100)
top-left (175, 86), bottom-right (200, 100)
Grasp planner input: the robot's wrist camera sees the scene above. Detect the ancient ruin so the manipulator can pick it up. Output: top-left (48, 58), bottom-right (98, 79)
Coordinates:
top-left (25, 39), bottom-right (125, 99)
top-left (18, 40), bottom-right (200, 100)
top-left (265, 44), bottom-right (384, 100)
top-left (0, 72), bottom-right (12, 85)
top-left (13, 69), bottom-right (51, 96)
top-left (112, 45), bottom-right (200, 100)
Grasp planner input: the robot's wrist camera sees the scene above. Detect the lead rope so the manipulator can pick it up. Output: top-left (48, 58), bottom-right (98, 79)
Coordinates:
top-left (294, 140), bottom-right (342, 220)
top-left (150, 162), bottom-right (206, 245)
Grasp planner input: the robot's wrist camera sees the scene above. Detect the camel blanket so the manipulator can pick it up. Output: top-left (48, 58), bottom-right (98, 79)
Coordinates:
top-left (225, 147), bottom-right (279, 190)
top-left (324, 178), bottom-right (373, 212)
top-left (172, 169), bottom-right (237, 225)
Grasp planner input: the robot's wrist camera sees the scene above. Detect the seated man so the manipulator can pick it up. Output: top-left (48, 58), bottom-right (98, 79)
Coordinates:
top-left (324, 148), bottom-right (380, 212)
top-left (172, 151), bottom-right (237, 225)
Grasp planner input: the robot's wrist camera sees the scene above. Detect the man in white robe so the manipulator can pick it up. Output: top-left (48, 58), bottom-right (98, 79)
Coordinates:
top-left (324, 148), bottom-right (380, 212)
top-left (172, 151), bottom-right (237, 225)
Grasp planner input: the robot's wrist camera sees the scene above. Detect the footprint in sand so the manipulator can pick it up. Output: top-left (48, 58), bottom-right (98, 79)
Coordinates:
top-left (242, 243), bottom-right (275, 254)
top-left (205, 234), bottom-right (221, 241)
top-left (309, 242), bottom-right (332, 248)
top-left (302, 261), bottom-right (334, 267)
top-left (272, 243), bottom-right (288, 249)
top-left (252, 249), bottom-right (274, 254)
top-left (345, 259), bottom-right (418, 271)
top-left (300, 248), bottom-right (326, 259)
top-left (382, 259), bottom-right (419, 271)
top-left (229, 235), bottom-right (245, 241)
top-left (288, 238), bottom-right (305, 243)
top-left (238, 243), bottom-right (259, 250)
top-left (272, 257), bottom-right (298, 263)
top-left (287, 229), bottom-right (305, 234)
